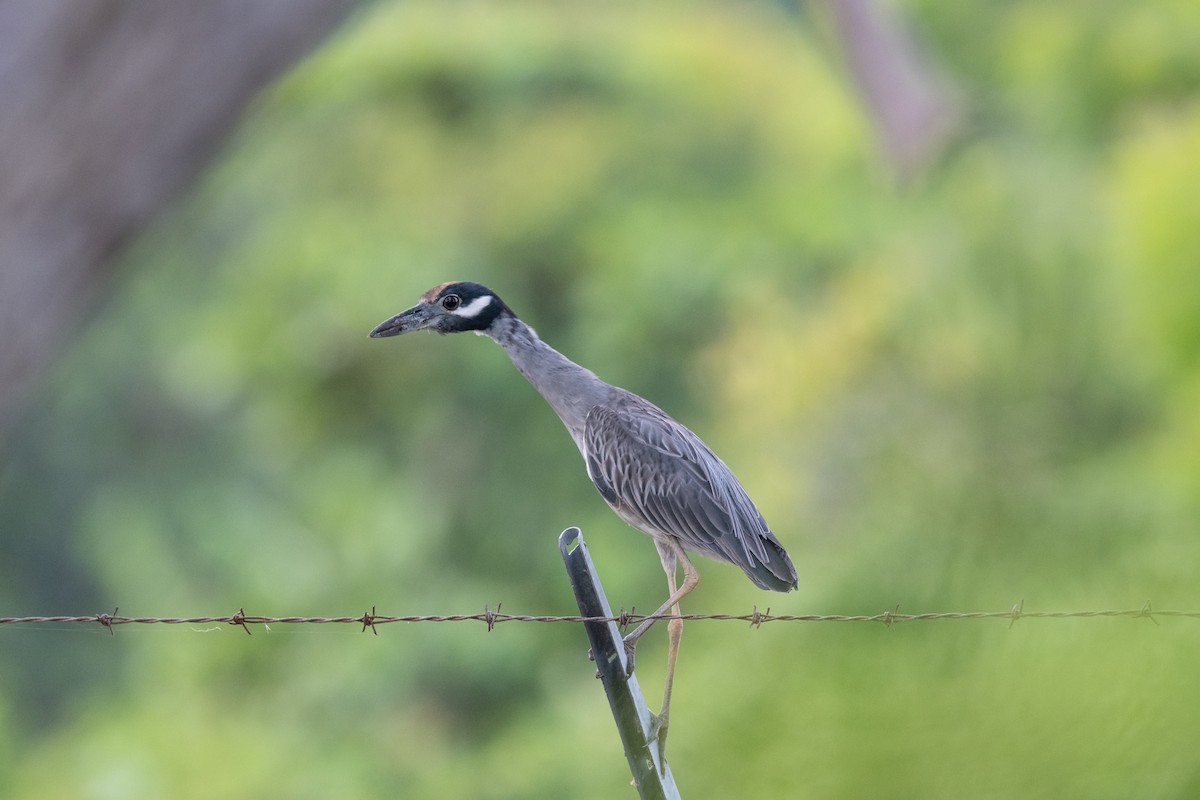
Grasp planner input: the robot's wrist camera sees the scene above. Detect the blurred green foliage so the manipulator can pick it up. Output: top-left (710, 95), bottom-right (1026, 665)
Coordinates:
top-left (3, 1), bottom-right (1200, 797)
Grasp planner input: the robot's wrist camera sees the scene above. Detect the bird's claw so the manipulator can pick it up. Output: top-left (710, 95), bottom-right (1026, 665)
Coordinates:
top-left (646, 711), bottom-right (670, 771)
top-left (646, 711), bottom-right (664, 743)
top-left (622, 637), bottom-right (638, 677)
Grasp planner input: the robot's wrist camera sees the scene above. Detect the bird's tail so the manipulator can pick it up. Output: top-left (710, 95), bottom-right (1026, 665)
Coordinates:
top-left (743, 537), bottom-right (799, 592)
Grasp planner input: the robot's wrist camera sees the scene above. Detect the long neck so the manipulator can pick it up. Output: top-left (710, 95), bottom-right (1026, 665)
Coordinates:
top-left (486, 312), bottom-right (612, 455)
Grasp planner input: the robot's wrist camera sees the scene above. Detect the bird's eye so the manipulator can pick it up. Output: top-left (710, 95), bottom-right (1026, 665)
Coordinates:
top-left (441, 294), bottom-right (461, 311)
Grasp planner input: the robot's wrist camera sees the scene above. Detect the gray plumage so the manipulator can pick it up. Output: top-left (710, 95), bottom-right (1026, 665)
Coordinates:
top-left (364, 281), bottom-right (796, 594)
top-left (369, 280), bottom-right (798, 593)
top-left (582, 394), bottom-right (796, 592)
top-left (370, 280), bottom-right (798, 760)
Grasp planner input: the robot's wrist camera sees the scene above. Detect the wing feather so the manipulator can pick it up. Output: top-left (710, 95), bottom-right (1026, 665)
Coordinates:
top-left (584, 392), bottom-right (797, 591)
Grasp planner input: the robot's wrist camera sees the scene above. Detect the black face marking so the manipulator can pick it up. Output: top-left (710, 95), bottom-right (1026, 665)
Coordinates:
top-left (371, 282), bottom-right (516, 339)
top-left (426, 281), bottom-right (511, 333)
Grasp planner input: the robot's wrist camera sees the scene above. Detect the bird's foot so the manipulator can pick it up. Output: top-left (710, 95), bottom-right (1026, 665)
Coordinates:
top-left (621, 636), bottom-right (638, 677)
top-left (586, 648), bottom-right (601, 679)
top-left (646, 711), bottom-right (670, 771)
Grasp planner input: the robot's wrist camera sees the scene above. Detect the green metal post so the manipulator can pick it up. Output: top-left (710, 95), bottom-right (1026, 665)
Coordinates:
top-left (559, 527), bottom-right (682, 799)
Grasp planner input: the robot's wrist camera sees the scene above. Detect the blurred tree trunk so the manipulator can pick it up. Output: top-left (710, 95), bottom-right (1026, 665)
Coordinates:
top-left (0, 0), bottom-right (352, 439)
top-left (829, 0), bottom-right (961, 178)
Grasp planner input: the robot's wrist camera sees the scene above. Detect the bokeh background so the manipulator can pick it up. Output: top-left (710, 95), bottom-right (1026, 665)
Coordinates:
top-left (3, 1), bottom-right (1200, 797)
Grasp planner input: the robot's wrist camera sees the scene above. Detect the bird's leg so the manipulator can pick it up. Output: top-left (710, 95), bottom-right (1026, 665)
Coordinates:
top-left (621, 539), bottom-right (697, 675)
top-left (644, 548), bottom-right (677, 745)
top-left (621, 541), bottom-right (701, 674)
top-left (648, 546), bottom-right (698, 770)
top-left (617, 539), bottom-right (700, 769)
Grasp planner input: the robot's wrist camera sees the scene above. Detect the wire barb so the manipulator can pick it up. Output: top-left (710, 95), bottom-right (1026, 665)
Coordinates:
top-left (1008, 600), bottom-right (1024, 629)
top-left (229, 608), bottom-right (252, 636)
top-left (483, 603), bottom-right (501, 632)
top-left (360, 605), bottom-right (379, 635)
top-left (880, 605), bottom-right (901, 629)
top-left (616, 607), bottom-right (635, 632)
top-left (96, 607), bottom-right (119, 636)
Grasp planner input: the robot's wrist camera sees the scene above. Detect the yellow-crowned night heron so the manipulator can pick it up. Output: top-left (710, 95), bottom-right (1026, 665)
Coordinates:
top-left (370, 281), bottom-right (797, 752)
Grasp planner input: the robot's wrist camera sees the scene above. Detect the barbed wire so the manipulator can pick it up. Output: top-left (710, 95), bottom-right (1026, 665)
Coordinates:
top-left (0, 601), bottom-right (1194, 635)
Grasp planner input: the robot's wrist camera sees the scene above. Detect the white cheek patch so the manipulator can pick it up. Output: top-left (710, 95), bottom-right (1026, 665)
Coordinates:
top-left (451, 294), bottom-right (493, 319)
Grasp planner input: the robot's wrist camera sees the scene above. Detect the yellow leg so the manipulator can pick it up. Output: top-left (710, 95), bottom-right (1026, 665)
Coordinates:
top-left (622, 538), bottom-right (700, 672)
top-left (621, 539), bottom-right (700, 770)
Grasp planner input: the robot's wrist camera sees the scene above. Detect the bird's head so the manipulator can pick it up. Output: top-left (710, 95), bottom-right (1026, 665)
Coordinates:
top-left (369, 281), bottom-right (511, 338)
